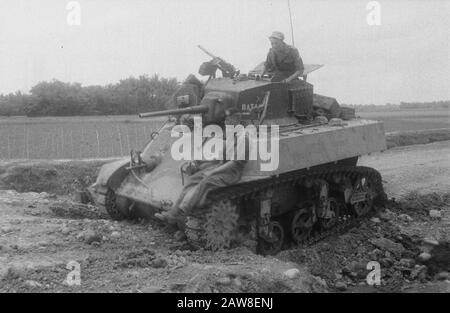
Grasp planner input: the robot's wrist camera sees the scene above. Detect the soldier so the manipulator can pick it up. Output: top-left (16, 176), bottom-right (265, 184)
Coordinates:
top-left (263, 31), bottom-right (304, 83)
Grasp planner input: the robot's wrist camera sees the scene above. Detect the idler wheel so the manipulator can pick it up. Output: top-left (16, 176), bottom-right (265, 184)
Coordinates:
top-left (258, 221), bottom-right (285, 255)
top-left (105, 188), bottom-right (131, 221)
top-left (319, 198), bottom-right (339, 230)
top-left (291, 201), bottom-right (315, 244)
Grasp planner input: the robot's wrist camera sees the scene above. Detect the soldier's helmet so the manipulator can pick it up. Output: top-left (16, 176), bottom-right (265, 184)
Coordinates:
top-left (269, 31), bottom-right (285, 41)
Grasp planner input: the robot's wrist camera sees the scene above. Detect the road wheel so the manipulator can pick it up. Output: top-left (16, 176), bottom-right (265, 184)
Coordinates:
top-left (258, 220), bottom-right (285, 256)
top-left (291, 201), bottom-right (315, 244)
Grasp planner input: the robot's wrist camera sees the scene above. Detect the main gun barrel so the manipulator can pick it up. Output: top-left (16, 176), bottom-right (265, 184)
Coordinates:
top-left (139, 105), bottom-right (209, 118)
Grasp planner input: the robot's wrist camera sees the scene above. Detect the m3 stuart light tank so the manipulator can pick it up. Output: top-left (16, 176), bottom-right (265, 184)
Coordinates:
top-left (89, 46), bottom-right (387, 255)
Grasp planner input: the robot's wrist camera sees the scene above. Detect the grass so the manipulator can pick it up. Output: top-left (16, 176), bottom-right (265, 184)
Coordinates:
top-left (385, 128), bottom-right (450, 149)
top-left (0, 109), bottom-right (448, 160)
top-left (0, 115), bottom-right (164, 160)
top-left (0, 160), bottom-right (110, 195)
top-left (358, 109), bottom-right (449, 132)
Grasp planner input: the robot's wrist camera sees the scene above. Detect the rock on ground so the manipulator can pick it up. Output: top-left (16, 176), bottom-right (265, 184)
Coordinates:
top-left (370, 237), bottom-right (405, 257)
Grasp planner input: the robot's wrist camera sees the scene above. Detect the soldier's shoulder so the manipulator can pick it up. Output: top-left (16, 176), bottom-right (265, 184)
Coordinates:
top-left (286, 45), bottom-right (299, 52)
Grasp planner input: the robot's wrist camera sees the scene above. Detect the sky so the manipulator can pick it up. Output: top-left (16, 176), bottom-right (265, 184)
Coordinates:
top-left (0, 0), bottom-right (449, 105)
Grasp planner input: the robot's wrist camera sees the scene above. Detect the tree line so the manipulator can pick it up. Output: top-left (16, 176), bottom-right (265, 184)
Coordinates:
top-left (346, 101), bottom-right (450, 112)
top-left (1, 76), bottom-right (448, 116)
top-left (0, 75), bottom-right (179, 117)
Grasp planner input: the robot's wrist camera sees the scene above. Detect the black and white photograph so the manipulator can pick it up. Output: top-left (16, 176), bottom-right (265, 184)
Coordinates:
top-left (0, 0), bottom-right (449, 299)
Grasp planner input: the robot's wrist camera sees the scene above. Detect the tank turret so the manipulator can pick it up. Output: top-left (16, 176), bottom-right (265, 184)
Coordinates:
top-left (141, 77), bottom-right (314, 126)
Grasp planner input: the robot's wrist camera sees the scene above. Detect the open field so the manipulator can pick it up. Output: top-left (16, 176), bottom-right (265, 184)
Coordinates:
top-left (0, 116), bottom-right (165, 160)
top-left (0, 109), bottom-right (448, 160)
top-left (358, 109), bottom-right (449, 132)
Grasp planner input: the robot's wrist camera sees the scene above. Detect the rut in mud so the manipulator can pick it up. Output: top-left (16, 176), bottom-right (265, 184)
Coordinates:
top-left (0, 188), bottom-right (448, 293)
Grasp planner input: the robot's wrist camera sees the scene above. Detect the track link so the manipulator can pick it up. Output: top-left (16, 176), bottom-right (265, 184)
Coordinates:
top-left (185, 165), bottom-right (386, 253)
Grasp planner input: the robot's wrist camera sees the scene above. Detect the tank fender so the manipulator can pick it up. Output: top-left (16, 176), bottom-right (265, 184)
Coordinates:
top-left (92, 158), bottom-right (130, 191)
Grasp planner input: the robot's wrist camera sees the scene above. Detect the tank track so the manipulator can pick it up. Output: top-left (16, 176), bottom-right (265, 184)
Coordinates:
top-left (185, 165), bottom-right (386, 254)
top-left (92, 187), bottom-right (132, 221)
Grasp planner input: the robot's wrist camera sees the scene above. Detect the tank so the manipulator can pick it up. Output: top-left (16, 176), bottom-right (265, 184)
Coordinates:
top-left (89, 47), bottom-right (387, 255)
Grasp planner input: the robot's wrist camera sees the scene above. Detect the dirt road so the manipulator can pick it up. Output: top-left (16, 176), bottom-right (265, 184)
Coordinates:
top-left (0, 141), bottom-right (449, 292)
top-left (360, 140), bottom-right (450, 199)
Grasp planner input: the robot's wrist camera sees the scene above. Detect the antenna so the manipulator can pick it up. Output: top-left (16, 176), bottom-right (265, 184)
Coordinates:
top-left (287, 0), bottom-right (295, 46)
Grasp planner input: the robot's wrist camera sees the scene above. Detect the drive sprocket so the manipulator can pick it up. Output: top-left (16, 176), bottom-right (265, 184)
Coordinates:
top-left (185, 199), bottom-right (239, 251)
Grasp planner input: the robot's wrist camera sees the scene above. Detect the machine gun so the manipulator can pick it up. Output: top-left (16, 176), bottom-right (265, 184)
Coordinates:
top-left (198, 45), bottom-right (238, 78)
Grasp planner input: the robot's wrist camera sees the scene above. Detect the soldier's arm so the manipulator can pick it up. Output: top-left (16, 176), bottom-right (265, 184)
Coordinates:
top-left (284, 48), bottom-right (304, 83)
top-left (262, 50), bottom-right (273, 75)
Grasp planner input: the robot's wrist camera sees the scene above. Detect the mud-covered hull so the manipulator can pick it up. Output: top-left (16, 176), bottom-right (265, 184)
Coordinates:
top-left (89, 119), bottom-right (385, 216)
top-left (243, 119), bottom-right (386, 176)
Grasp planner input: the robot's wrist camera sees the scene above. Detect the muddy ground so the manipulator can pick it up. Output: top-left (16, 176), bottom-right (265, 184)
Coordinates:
top-left (0, 140), bottom-right (449, 293)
